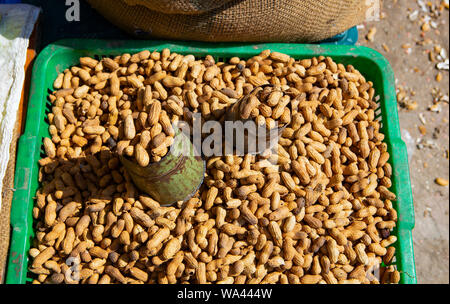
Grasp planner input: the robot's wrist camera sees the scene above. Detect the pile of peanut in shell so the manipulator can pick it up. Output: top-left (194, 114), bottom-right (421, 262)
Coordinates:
top-left (31, 49), bottom-right (401, 284)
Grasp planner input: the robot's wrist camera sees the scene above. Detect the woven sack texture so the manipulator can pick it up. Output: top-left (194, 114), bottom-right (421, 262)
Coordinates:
top-left (122, 0), bottom-right (236, 14)
top-left (88, 0), bottom-right (369, 42)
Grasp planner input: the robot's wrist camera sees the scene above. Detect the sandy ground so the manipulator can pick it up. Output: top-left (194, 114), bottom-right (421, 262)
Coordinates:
top-left (359, 0), bottom-right (449, 284)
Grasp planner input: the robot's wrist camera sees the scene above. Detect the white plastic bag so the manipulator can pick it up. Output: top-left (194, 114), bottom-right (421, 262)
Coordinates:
top-left (0, 4), bottom-right (40, 209)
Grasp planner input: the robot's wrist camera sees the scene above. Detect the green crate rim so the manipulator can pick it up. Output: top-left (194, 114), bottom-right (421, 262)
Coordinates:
top-left (6, 39), bottom-right (417, 284)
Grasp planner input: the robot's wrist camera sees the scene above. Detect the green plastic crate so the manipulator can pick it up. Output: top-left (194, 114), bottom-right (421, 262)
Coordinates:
top-left (6, 39), bottom-right (417, 284)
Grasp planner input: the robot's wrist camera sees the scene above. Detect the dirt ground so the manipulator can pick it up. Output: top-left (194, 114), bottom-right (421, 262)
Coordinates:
top-left (359, 0), bottom-right (449, 284)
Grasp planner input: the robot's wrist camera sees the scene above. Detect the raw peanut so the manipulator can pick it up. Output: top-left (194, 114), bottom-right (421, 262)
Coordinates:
top-left (75, 215), bottom-right (91, 236)
top-left (267, 90), bottom-right (283, 107)
top-left (72, 135), bottom-right (88, 147)
top-left (124, 115), bottom-right (136, 140)
top-left (135, 144), bottom-right (150, 167)
top-left (306, 145), bottom-right (325, 164)
top-left (390, 270), bottom-right (401, 284)
top-left (58, 202), bottom-right (78, 221)
top-left (44, 200), bottom-right (57, 227)
top-left (127, 74), bottom-right (144, 89)
top-left (167, 251), bottom-right (184, 277)
top-left (44, 260), bottom-right (61, 273)
top-left (241, 95), bottom-right (260, 119)
top-left (269, 206), bottom-right (290, 221)
top-left (130, 50), bottom-right (150, 63)
top-left (342, 110), bottom-right (359, 126)
top-left (330, 228), bottom-right (347, 246)
top-left (240, 204), bottom-right (258, 225)
top-left (435, 178), bottom-right (449, 186)
top-left (54, 88), bottom-right (74, 98)
top-left (33, 51), bottom-right (398, 284)
top-left (268, 221), bottom-right (283, 247)
top-left (102, 58), bottom-right (119, 71)
top-left (270, 52), bottom-right (291, 63)
top-left (225, 199), bottom-right (242, 209)
top-left (196, 262), bottom-right (207, 284)
top-left (78, 69), bottom-right (91, 82)
top-left (89, 246), bottom-right (109, 260)
top-left (83, 125), bottom-right (105, 135)
top-left (383, 247), bottom-right (396, 265)
top-left (130, 267), bottom-right (148, 282)
top-left (53, 73), bottom-right (64, 89)
top-left (304, 215), bottom-right (322, 229)
top-left (147, 227), bottom-right (170, 249)
top-left (153, 81), bottom-right (168, 100)
top-left (369, 149), bottom-right (381, 170)
top-left (43, 138), bottom-right (56, 158)
top-left (368, 243), bottom-right (387, 256)
top-left (105, 266), bottom-right (127, 284)
top-left (205, 187), bottom-right (218, 210)
top-left (86, 201), bottom-right (106, 213)
top-left (80, 57), bottom-right (98, 68)
top-left (130, 207), bottom-right (154, 228)
top-left (74, 85), bottom-right (90, 98)
top-left (162, 237), bottom-right (182, 260)
top-left (148, 101), bottom-right (161, 126)
top-left (138, 196), bottom-right (161, 214)
top-left (300, 274), bottom-right (322, 284)
top-left (159, 112), bottom-right (174, 137)
top-left (162, 76), bottom-right (185, 88)
top-left (326, 239), bottom-right (340, 264)
top-left (167, 96), bottom-right (184, 116)
top-left (110, 73), bottom-right (121, 96)
top-left (378, 186), bottom-right (396, 200)
top-left (354, 243), bottom-right (369, 265)
top-left (381, 235), bottom-right (398, 248)
top-left (32, 247), bottom-right (55, 268)
top-left (222, 223), bottom-right (245, 236)
top-left (146, 70), bottom-right (166, 85)
top-left (292, 159), bottom-right (310, 185)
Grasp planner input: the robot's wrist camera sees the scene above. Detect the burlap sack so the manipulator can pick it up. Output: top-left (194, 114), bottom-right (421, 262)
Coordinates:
top-left (121, 0), bottom-right (236, 14)
top-left (87, 0), bottom-right (369, 42)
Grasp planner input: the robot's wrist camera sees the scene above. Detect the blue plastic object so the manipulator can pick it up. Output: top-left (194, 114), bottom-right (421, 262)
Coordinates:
top-left (321, 26), bottom-right (359, 45)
